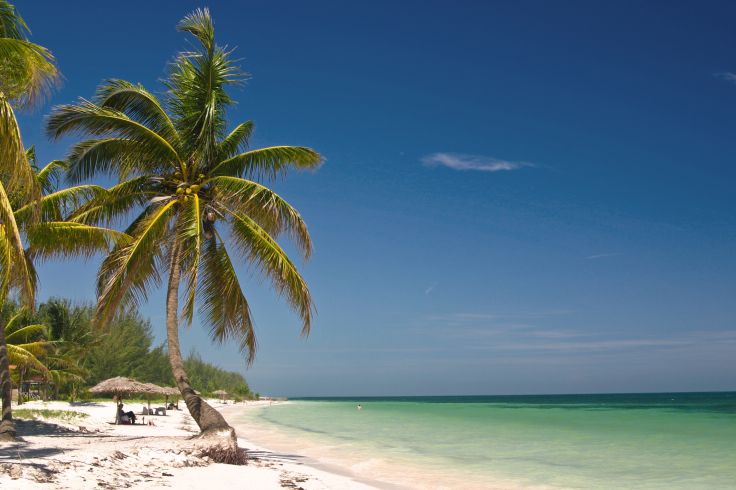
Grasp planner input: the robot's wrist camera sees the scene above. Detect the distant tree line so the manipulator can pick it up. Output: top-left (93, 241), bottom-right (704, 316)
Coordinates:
top-left (7, 298), bottom-right (254, 400)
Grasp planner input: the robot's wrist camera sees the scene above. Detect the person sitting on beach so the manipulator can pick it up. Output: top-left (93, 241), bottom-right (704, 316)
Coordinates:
top-left (117, 402), bottom-right (137, 424)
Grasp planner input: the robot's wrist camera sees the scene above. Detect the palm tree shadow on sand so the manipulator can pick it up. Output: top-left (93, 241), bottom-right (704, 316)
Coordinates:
top-left (7, 418), bottom-right (102, 440)
top-left (0, 419), bottom-right (102, 462)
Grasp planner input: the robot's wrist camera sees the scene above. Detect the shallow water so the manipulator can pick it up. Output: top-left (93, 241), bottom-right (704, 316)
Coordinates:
top-left (231, 393), bottom-right (736, 489)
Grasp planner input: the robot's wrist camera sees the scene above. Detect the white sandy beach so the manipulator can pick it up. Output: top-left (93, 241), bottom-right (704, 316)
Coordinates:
top-left (0, 399), bottom-right (378, 490)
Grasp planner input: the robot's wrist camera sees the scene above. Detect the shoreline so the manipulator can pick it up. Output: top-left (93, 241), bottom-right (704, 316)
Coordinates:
top-left (219, 402), bottom-right (408, 490)
top-left (0, 399), bottom-right (379, 489)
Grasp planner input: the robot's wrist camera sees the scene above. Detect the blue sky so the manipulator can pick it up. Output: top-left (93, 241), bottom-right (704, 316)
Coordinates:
top-left (15, 0), bottom-right (736, 396)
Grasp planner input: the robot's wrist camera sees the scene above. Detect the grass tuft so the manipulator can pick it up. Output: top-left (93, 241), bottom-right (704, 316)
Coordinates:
top-left (14, 409), bottom-right (89, 422)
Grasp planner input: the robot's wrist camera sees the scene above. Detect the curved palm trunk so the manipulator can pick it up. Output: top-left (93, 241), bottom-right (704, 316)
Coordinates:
top-left (166, 243), bottom-right (232, 435)
top-left (0, 310), bottom-right (16, 440)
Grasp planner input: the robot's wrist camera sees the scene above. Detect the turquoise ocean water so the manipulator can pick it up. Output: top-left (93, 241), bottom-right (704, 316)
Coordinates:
top-left (231, 392), bottom-right (736, 489)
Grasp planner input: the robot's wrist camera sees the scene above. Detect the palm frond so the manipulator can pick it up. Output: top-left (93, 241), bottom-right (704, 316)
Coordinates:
top-left (177, 8), bottom-right (215, 53)
top-left (0, 1), bottom-right (28, 40)
top-left (93, 79), bottom-right (179, 145)
top-left (219, 205), bottom-right (313, 335)
top-left (7, 344), bottom-right (47, 373)
top-left (25, 221), bottom-right (127, 261)
top-left (95, 200), bottom-right (176, 325)
top-left (0, 95), bottom-right (38, 197)
top-left (210, 175), bottom-right (312, 258)
top-left (0, 225), bottom-right (11, 299)
top-left (14, 184), bottom-right (105, 226)
top-left (43, 352), bottom-right (88, 383)
top-left (0, 0), bottom-right (59, 107)
top-left (69, 176), bottom-right (158, 226)
top-left (0, 179), bottom-right (33, 305)
top-left (199, 234), bottom-right (256, 363)
top-left (65, 137), bottom-right (173, 183)
top-left (5, 323), bottom-right (45, 343)
top-left (3, 306), bottom-right (26, 330)
top-left (0, 38), bottom-right (59, 107)
top-left (25, 144), bottom-right (35, 164)
top-left (209, 146), bottom-right (322, 179)
top-left (45, 364), bottom-right (86, 384)
top-left (217, 120), bottom-right (253, 160)
top-left (46, 101), bottom-right (180, 169)
top-left (13, 339), bottom-right (56, 353)
top-left (34, 159), bottom-right (67, 193)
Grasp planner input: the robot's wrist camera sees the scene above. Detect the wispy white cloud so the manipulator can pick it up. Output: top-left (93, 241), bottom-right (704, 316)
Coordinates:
top-left (424, 281), bottom-right (438, 295)
top-left (421, 319), bottom-right (692, 353)
top-left (416, 310), bottom-right (733, 356)
top-left (487, 338), bottom-right (691, 352)
top-left (421, 152), bottom-right (533, 172)
top-left (585, 252), bottom-right (622, 260)
top-left (715, 72), bottom-right (736, 84)
top-left (426, 310), bottom-right (575, 323)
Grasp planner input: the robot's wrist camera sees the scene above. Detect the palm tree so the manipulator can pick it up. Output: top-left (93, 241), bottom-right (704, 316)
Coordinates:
top-left (0, 0), bottom-right (59, 440)
top-left (47, 9), bottom-right (321, 435)
top-left (2, 303), bottom-right (86, 404)
top-left (2, 305), bottom-right (49, 405)
top-left (39, 298), bottom-right (95, 401)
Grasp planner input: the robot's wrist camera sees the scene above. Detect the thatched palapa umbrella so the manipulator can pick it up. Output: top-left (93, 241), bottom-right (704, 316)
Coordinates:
top-left (142, 383), bottom-right (169, 414)
top-left (89, 377), bottom-right (157, 423)
top-left (162, 386), bottom-right (180, 409)
top-left (212, 389), bottom-right (229, 403)
top-left (163, 386), bottom-right (179, 396)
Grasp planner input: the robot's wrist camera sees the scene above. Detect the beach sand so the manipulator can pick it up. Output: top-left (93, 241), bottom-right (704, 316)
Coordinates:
top-left (0, 399), bottom-right (378, 489)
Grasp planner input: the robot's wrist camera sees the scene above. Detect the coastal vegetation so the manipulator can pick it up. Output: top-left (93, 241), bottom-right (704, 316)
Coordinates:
top-left (8, 298), bottom-right (253, 403)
